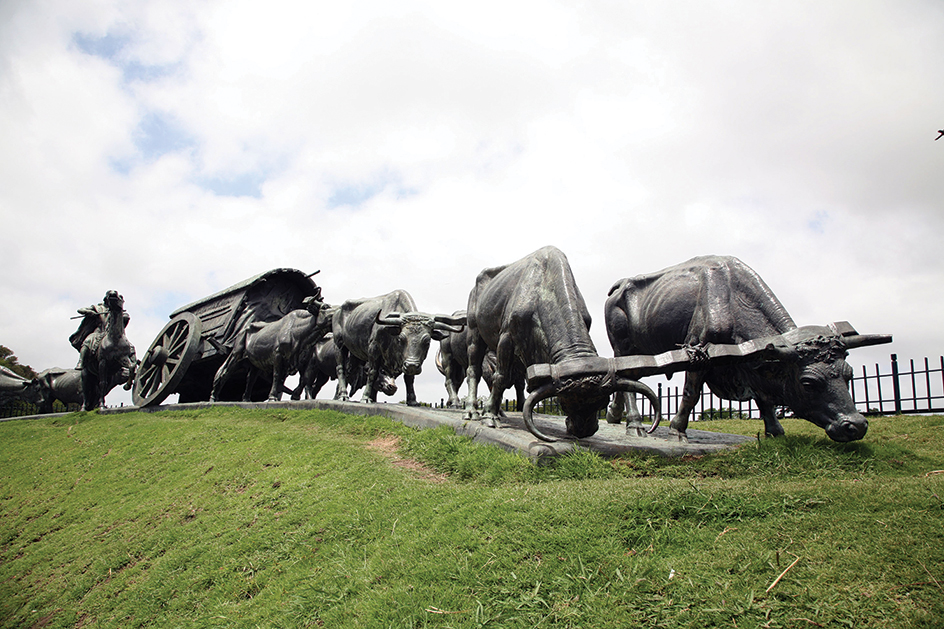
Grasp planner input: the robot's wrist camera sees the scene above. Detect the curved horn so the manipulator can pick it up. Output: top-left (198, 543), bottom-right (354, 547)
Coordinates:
top-left (376, 312), bottom-right (403, 327)
top-left (433, 320), bottom-right (465, 334)
top-left (522, 382), bottom-right (563, 443)
top-left (612, 377), bottom-right (663, 434)
top-left (433, 313), bottom-right (467, 328)
top-left (841, 334), bottom-right (893, 350)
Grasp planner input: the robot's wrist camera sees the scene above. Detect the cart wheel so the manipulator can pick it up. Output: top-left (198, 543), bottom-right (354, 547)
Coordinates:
top-left (133, 312), bottom-right (202, 407)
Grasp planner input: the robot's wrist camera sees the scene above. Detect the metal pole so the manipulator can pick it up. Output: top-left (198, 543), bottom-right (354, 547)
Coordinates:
top-left (891, 354), bottom-right (901, 415)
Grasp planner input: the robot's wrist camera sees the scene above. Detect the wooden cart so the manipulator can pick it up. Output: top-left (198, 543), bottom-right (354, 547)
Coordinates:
top-left (132, 268), bottom-right (321, 407)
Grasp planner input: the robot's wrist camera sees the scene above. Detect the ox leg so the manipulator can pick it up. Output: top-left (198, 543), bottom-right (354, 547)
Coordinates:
top-left (756, 397), bottom-right (785, 438)
top-left (211, 357), bottom-right (240, 402)
top-left (291, 360), bottom-right (311, 400)
top-left (268, 356), bottom-right (285, 402)
top-left (211, 333), bottom-right (247, 402)
top-left (242, 366), bottom-right (261, 402)
top-left (464, 335), bottom-right (487, 421)
top-left (360, 358), bottom-right (379, 403)
top-left (307, 373), bottom-right (327, 399)
top-left (625, 391), bottom-right (649, 437)
top-left (404, 373), bottom-right (418, 406)
top-left (443, 366), bottom-right (461, 408)
top-left (606, 392), bottom-right (625, 424)
top-left (481, 335), bottom-right (514, 428)
top-left (210, 361), bottom-right (232, 402)
top-left (669, 370), bottom-right (706, 442)
top-left (334, 345), bottom-right (352, 402)
top-left (608, 392), bottom-right (649, 438)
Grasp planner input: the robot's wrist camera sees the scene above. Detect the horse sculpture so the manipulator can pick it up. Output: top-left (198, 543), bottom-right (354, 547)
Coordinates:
top-left (78, 290), bottom-right (136, 410)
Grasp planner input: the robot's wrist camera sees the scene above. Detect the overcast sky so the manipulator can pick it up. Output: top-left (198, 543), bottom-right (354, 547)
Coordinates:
top-left (2, 0), bottom-right (942, 408)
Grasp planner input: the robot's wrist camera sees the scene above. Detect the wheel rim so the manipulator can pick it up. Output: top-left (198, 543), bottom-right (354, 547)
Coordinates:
top-left (133, 312), bottom-right (202, 407)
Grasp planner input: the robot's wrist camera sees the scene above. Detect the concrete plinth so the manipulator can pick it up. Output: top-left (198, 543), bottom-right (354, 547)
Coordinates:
top-left (109, 399), bottom-right (755, 460)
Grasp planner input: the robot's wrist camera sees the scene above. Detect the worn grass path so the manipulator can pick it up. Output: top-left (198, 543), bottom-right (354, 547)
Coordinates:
top-left (1, 407), bottom-right (942, 628)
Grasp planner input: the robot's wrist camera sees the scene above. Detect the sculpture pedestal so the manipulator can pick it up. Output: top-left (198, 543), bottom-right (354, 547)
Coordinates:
top-left (114, 400), bottom-right (756, 461)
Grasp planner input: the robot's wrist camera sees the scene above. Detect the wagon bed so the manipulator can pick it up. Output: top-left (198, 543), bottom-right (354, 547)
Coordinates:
top-left (132, 268), bottom-right (321, 407)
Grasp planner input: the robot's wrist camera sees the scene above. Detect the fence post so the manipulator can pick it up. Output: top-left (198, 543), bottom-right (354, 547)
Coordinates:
top-left (891, 354), bottom-right (902, 415)
top-left (657, 382), bottom-right (662, 421)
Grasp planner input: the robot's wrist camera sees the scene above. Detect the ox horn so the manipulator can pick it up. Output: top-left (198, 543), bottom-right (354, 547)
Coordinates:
top-left (841, 333), bottom-right (893, 350)
top-left (522, 382), bottom-right (563, 442)
top-left (376, 312), bottom-right (403, 327)
top-left (432, 316), bottom-right (465, 334)
top-left (434, 313), bottom-right (466, 326)
top-left (612, 377), bottom-right (664, 434)
top-left (522, 374), bottom-right (664, 442)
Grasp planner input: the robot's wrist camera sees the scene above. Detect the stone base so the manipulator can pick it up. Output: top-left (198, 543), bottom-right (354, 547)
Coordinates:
top-left (108, 400), bottom-right (755, 461)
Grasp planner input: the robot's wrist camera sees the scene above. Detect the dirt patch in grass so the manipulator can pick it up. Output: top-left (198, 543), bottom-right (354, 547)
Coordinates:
top-left (366, 435), bottom-right (447, 484)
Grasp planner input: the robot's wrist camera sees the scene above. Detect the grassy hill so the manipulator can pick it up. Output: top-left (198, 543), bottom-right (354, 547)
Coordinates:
top-left (1, 407), bottom-right (942, 628)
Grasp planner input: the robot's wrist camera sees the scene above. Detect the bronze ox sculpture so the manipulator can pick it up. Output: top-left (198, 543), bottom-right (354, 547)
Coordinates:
top-left (210, 296), bottom-right (334, 402)
top-left (1, 365), bottom-right (41, 408)
top-left (29, 368), bottom-right (93, 413)
top-left (463, 246), bottom-right (660, 440)
top-left (332, 290), bottom-right (466, 406)
top-left (290, 333), bottom-right (398, 401)
top-left (603, 255), bottom-right (892, 442)
top-left (435, 310), bottom-right (525, 410)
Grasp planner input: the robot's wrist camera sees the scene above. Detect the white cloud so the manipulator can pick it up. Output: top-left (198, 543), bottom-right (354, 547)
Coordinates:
top-left (2, 0), bottom-right (943, 409)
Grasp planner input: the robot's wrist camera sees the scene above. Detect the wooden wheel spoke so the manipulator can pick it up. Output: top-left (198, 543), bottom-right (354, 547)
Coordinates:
top-left (143, 370), bottom-right (161, 395)
top-left (166, 329), bottom-right (186, 353)
top-left (132, 311), bottom-right (201, 407)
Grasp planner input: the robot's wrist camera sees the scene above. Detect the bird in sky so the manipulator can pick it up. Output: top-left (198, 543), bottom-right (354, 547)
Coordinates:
top-left (936, 129), bottom-right (944, 140)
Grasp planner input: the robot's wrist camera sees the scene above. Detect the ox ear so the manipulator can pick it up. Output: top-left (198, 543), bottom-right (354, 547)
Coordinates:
top-left (431, 329), bottom-right (450, 342)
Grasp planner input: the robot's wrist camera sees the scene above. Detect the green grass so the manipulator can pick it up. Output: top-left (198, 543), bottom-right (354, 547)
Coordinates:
top-left (1, 408), bottom-right (942, 628)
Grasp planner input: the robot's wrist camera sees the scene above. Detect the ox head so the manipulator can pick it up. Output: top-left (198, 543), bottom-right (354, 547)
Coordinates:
top-left (376, 312), bottom-right (466, 376)
top-left (522, 365), bottom-right (662, 442)
top-left (760, 324), bottom-right (891, 442)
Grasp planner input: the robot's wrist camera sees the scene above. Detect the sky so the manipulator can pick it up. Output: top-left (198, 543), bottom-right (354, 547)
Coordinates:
top-left (2, 0), bottom-right (943, 408)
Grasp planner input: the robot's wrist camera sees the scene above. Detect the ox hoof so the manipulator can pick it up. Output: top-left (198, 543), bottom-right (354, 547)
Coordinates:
top-left (482, 416), bottom-right (499, 429)
top-left (625, 423), bottom-right (648, 438)
top-left (669, 428), bottom-right (689, 443)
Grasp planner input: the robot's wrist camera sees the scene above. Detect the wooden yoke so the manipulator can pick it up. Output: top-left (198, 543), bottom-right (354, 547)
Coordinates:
top-left (525, 321), bottom-right (887, 392)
